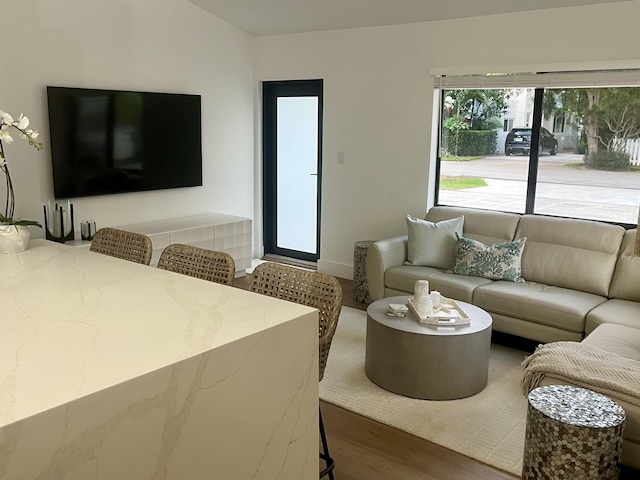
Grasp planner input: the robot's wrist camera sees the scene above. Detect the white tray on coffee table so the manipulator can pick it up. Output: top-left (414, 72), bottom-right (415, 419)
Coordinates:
top-left (407, 297), bottom-right (471, 325)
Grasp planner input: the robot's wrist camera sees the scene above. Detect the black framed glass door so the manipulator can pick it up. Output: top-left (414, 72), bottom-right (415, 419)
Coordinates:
top-left (262, 79), bottom-right (323, 262)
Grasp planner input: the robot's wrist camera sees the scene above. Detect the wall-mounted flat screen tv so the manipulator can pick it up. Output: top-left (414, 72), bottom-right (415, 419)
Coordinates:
top-left (47, 86), bottom-right (202, 199)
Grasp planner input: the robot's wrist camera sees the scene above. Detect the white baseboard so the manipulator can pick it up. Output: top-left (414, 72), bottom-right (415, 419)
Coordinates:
top-left (250, 248), bottom-right (353, 280)
top-left (317, 259), bottom-right (353, 280)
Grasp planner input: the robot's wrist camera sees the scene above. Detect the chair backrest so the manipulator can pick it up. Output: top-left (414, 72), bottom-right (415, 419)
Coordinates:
top-left (249, 262), bottom-right (343, 381)
top-left (90, 228), bottom-right (153, 265)
top-left (157, 244), bottom-right (236, 286)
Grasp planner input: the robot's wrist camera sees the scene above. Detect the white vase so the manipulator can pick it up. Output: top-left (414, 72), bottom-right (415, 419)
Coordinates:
top-left (0, 225), bottom-right (31, 254)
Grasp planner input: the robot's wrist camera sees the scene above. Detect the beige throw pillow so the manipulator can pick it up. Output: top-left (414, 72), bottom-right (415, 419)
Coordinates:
top-left (405, 214), bottom-right (464, 269)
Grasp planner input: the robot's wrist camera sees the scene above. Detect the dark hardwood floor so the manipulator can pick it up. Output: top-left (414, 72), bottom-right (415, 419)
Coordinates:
top-left (234, 271), bottom-right (638, 479)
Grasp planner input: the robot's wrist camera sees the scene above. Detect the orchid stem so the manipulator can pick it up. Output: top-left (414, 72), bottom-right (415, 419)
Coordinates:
top-left (0, 139), bottom-right (14, 220)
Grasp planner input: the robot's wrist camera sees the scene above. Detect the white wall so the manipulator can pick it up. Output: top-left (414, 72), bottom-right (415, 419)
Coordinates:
top-left (1, 0), bottom-right (255, 239)
top-left (255, 1), bottom-right (640, 278)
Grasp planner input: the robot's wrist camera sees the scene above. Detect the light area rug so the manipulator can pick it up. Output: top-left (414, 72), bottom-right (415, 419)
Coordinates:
top-left (319, 306), bottom-right (530, 476)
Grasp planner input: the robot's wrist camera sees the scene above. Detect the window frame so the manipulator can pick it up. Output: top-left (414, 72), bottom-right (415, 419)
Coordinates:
top-left (433, 70), bottom-right (640, 228)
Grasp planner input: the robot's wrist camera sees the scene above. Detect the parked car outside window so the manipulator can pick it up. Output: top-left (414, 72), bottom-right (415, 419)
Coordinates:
top-left (505, 127), bottom-right (558, 156)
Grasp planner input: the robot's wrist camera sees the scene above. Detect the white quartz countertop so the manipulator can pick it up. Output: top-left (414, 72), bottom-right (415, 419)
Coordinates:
top-left (0, 240), bottom-right (315, 428)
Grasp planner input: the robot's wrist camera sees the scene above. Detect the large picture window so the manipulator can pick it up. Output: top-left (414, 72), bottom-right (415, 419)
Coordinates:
top-left (434, 71), bottom-right (640, 226)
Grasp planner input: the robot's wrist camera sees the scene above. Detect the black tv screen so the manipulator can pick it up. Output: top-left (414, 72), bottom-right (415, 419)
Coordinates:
top-left (47, 86), bottom-right (202, 199)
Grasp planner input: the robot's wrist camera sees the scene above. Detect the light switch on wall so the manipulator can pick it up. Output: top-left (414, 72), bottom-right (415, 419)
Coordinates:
top-left (338, 151), bottom-right (345, 164)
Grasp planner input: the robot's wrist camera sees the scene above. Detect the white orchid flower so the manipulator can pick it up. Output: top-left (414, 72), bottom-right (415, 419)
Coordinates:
top-left (0, 110), bottom-right (14, 126)
top-left (0, 129), bottom-right (14, 143)
top-left (31, 131), bottom-right (39, 139)
top-left (0, 107), bottom-right (44, 226)
top-left (16, 114), bottom-right (30, 130)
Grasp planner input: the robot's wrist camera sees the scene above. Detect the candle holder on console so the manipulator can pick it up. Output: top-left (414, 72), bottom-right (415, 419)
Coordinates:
top-left (43, 202), bottom-right (75, 243)
top-left (80, 220), bottom-right (96, 241)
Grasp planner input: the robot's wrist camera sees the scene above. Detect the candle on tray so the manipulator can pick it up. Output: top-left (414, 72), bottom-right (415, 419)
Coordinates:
top-left (414, 280), bottom-right (430, 305)
top-left (430, 290), bottom-right (441, 309)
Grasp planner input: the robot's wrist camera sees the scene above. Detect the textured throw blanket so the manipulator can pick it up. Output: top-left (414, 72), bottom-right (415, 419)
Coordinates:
top-left (521, 341), bottom-right (640, 407)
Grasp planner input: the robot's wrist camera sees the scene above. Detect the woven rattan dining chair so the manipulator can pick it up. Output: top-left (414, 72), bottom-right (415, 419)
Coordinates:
top-left (157, 244), bottom-right (235, 286)
top-left (90, 228), bottom-right (153, 265)
top-left (249, 262), bottom-right (342, 480)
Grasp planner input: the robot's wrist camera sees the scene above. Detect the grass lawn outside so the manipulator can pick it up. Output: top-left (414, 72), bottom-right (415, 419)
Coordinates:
top-left (440, 176), bottom-right (488, 190)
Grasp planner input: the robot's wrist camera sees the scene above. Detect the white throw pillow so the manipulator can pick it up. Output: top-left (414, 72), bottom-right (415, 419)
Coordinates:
top-left (405, 214), bottom-right (464, 269)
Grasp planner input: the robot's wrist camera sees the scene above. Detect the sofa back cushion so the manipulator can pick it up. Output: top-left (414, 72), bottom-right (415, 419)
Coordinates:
top-left (609, 229), bottom-right (640, 301)
top-left (515, 215), bottom-right (624, 296)
top-left (425, 206), bottom-right (521, 245)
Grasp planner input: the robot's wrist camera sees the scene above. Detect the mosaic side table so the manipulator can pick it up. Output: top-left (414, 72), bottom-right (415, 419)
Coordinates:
top-left (353, 240), bottom-right (375, 304)
top-left (522, 385), bottom-right (626, 480)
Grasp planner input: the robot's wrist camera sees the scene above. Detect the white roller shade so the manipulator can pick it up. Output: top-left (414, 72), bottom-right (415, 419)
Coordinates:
top-left (433, 70), bottom-right (640, 89)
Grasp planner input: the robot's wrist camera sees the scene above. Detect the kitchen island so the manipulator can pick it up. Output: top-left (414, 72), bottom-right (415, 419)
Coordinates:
top-left (0, 240), bottom-right (318, 479)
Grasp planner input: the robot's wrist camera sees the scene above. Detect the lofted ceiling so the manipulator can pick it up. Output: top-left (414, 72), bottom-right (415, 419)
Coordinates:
top-left (188, 0), bottom-right (630, 36)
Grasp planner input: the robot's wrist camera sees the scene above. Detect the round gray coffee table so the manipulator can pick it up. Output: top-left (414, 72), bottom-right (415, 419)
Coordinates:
top-left (365, 295), bottom-right (492, 400)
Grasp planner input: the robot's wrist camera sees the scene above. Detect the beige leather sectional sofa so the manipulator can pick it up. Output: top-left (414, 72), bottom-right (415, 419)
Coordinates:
top-left (366, 205), bottom-right (640, 342)
top-left (366, 205), bottom-right (640, 468)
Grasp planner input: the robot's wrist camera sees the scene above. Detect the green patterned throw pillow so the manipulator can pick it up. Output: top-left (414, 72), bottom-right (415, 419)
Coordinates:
top-left (454, 234), bottom-right (526, 282)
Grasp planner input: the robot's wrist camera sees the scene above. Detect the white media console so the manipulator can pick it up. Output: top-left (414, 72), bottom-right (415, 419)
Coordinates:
top-left (69, 213), bottom-right (252, 275)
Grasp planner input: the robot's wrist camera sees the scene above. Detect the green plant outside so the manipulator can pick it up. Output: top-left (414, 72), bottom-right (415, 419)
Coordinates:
top-left (565, 162), bottom-right (640, 172)
top-left (440, 176), bottom-right (488, 190)
top-left (584, 151), bottom-right (631, 171)
top-left (444, 130), bottom-right (497, 156)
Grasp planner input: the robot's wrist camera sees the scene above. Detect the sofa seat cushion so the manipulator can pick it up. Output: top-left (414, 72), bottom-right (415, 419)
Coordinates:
top-left (585, 299), bottom-right (640, 334)
top-left (385, 265), bottom-right (443, 293)
top-left (427, 271), bottom-right (494, 303)
top-left (583, 323), bottom-right (640, 361)
top-left (473, 281), bottom-right (606, 333)
top-left (384, 267), bottom-right (492, 303)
